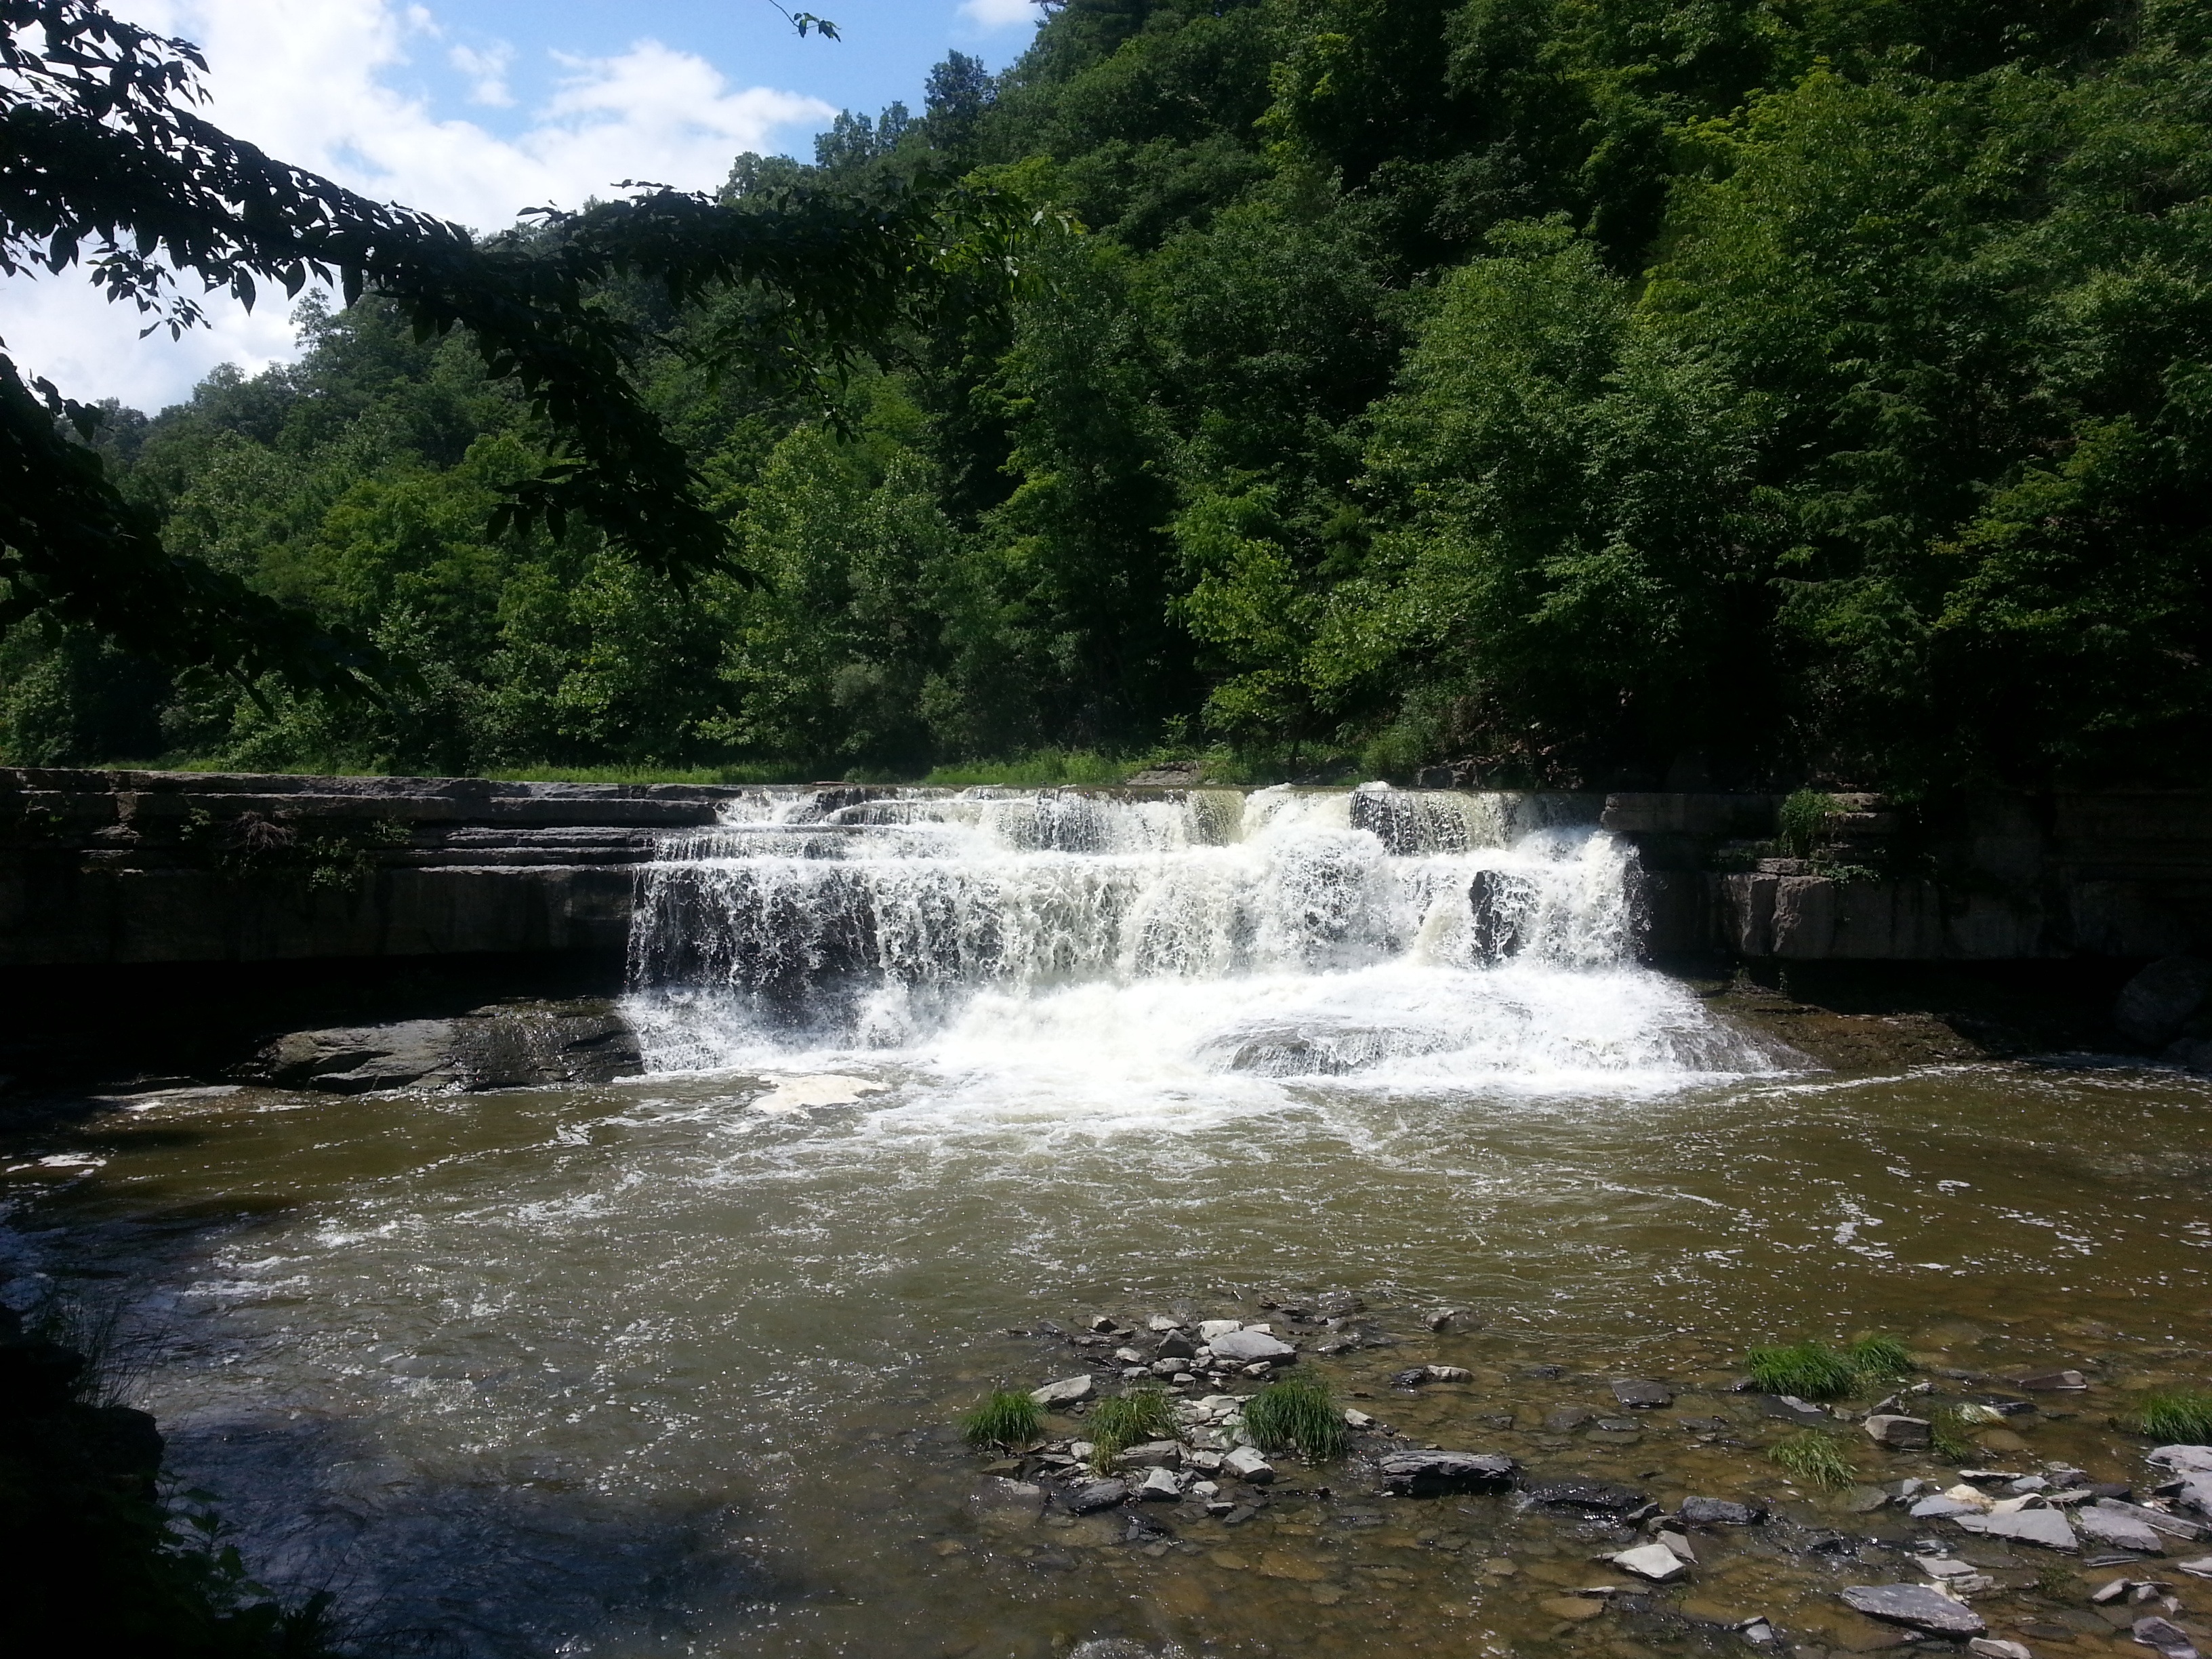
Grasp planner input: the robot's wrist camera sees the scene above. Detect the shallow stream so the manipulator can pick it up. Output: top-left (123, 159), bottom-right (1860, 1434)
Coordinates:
top-left (4, 787), bottom-right (2210, 1658)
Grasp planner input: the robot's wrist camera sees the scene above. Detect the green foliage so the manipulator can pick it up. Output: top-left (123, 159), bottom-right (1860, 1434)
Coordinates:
top-left (1086, 1385), bottom-right (1179, 1473)
top-left (1780, 792), bottom-right (1841, 859)
top-left (2128, 1388), bottom-right (2212, 1443)
top-left (9, 0), bottom-right (2211, 791)
top-left (1927, 1404), bottom-right (1980, 1462)
top-left (1746, 1341), bottom-right (1862, 1401)
top-left (922, 750), bottom-right (1131, 787)
top-left (1845, 1336), bottom-right (1914, 1383)
top-left (1241, 1373), bottom-right (1349, 1464)
top-left (961, 1389), bottom-right (1042, 1450)
top-left (1769, 1429), bottom-right (1859, 1490)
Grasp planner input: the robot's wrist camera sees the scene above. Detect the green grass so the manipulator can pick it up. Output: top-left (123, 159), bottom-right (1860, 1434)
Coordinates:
top-left (1242, 1374), bottom-right (1349, 1464)
top-left (1847, 1335), bottom-right (1914, 1382)
top-left (1779, 789), bottom-right (1840, 858)
top-left (2128, 1387), bottom-right (2212, 1443)
top-left (960, 1389), bottom-right (1043, 1450)
top-left (1086, 1385), bottom-right (1180, 1473)
top-left (1769, 1429), bottom-right (1859, 1491)
top-left (1746, 1341), bottom-right (1863, 1401)
top-left (1745, 1334), bottom-right (1915, 1400)
top-left (1927, 1404), bottom-right (1979, 1462)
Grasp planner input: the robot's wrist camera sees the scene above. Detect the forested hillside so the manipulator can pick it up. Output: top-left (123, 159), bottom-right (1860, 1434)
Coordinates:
top-left (9, 0), bottom-right (2210, 793)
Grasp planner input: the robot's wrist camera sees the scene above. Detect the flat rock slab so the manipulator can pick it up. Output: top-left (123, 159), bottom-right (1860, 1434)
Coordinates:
top-left (1031, 1375), bottom-right (1096, 1407)
top-left (1912, 1496), bottom-right (1978, 1518)
top-left (2150, 1447), bottom-right (2212, 1475)
top-left (1210, 1330), bottom-right (1296, 1364)
top-left (1842, 1585), bottom-right (1987, 1636)
top-left (2101, 1498), bottom-right (2209, 1541)
top-left (1680, 1496), bottom-right (1767, 1525)
top-left (1613, 1543), bottom-right (1687, 1582)
top-left (2080, 1504), bottom-right (2169, 1554)
top-left (1525, 1479), bottom-right (1648, 1514)
top-left (1060, 1479), bottom-right (1129, 1514)
top-left (1377, 1450), bottom-right (1519, 1496)
top-left (1762, 1395), bottom-right (1832, 1426)
top-left (1955, 1507), bottom-right (2079, 1551)
top-left (1612, 1379), bottom-right (1675, 1409)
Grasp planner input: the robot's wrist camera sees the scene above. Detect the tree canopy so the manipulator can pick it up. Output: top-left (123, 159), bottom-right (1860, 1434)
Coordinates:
top-left (6, 0), bottom-right (2209, 794)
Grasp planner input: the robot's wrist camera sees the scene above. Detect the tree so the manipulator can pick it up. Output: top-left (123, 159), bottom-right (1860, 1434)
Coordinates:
top-left (0, 0), bottom-right (1004, 696)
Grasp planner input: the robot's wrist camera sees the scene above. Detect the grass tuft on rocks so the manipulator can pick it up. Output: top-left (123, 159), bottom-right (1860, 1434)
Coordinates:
top-left (1087, 1385), bottom-right (1179, 1473)
top-left (1847, 1336), bottom-right (1914, 1382)
top-left (1242, 1373), bottom-right (1348, 1464)
top-left (1746, 1341), bottom-right (1862, 1401)
top-left (1927, 1404), bottom-right (1979, 1462)
top-left (2129, 1388), bottom-right (2212, 1443)
top-left (1769, 1429), bottom-right (1858, 1490)
top-left (961, 1389), bottom-right (1042, 1450)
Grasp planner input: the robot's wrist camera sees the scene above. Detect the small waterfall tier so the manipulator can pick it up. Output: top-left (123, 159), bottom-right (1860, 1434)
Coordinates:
top-left (625, 785), bottom-right (1778, 1089)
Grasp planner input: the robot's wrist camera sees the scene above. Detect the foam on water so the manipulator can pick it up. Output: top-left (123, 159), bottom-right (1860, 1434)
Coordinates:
top-left (625, 783), bottom-right (1786, 1108)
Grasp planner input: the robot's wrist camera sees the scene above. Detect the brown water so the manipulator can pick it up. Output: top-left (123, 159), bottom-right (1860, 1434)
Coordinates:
top-left (5, 1054), bottom-right (2211, 1659)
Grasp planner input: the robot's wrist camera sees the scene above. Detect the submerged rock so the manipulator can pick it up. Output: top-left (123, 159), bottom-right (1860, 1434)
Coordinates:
top-left (1525, 1479), bottom-right (1647, 1515)
top-left (1611, 1379), bottom-right (1674, 1409)
top-left (1955, 1507), bottom-right (2079, 1551)
top-left (1061, 1478), bottom-right (1130, 1514)
top-left (1679, 1496), bottom-right (1767, 1525)
top-left (1376, 1450), bottom-right (1517, 1496)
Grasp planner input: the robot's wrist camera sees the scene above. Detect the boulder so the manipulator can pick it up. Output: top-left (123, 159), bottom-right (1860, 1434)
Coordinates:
top-left (1679, 1496), bottom-right (1767, 1525)
top-left (1060, 1478), bottom-right (1129, 1514)
top-left (1210, 1330), bottom-right (1295, 1365)
top-left (1223, 1447), bottom-right (1275, 1485)
top-left (1031, 1375), bottom-right (1097, 1408)
top-left (1375, 1451), bottom-right (1518, 1496)
top-left (2114, 957), bottom-right (2212, 1046)
top-left (1841, 1585), bottom-right (1987, 1636)
top-left (1865, 1414), bottom-right (1933, 1450)
top-left (242, 1002), bottom-right (641, 1092)
top-left (1524, 1479), bottom-right (1647, 1514)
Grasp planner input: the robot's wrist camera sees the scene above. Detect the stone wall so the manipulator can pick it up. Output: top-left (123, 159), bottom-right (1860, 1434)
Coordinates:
top-left (5, 769), bottom-right (2211, 967)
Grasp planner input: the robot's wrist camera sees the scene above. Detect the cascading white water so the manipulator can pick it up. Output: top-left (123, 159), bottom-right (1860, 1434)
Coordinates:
top-left (624, 783), bottom-right (1783, 1096)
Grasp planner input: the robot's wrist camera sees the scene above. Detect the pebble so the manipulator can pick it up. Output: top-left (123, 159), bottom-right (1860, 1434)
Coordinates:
top-left (1841, 1584), bottom-right (1988, 1636)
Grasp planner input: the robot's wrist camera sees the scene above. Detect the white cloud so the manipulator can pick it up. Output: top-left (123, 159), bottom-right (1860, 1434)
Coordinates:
top-left (449, 41), bottom-right (514, 108)
top-left (3, 0), bottom-right (833, 409)
top-left (960, 0), bottom-right (1038, 28)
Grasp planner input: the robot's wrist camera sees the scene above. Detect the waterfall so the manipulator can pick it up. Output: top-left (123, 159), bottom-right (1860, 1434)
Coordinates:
top-left (624, 785), bottom-right (1780, 1091)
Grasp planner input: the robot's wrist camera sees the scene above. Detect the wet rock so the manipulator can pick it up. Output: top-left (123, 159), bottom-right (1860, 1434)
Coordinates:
top-left (2150, 1448), bottom-right (2212, 1475)
top-left (1223, 1447), bottom-right (1275, 1485)
top-left (242, 1002), bottom-right (643, 1092)
top-left (970, 1477), bottom-right (1046, 1511)
top-left (1376, 1451), bottom-right (1517, 1496)
top-left (1612, 1380), bottom-right (1675, 1410)
top-left (1087, 1316), bottom-right (1118, 1332)
top-left (1343, 1409), bottom-right (1376, 1430)
top-left (2134, 1616), bottom-right (2202, 1659)
top-left (2019, 1370), bottom-right (2089, 1391)
top-left (1033, 1375), bottom-right (1097, 1408)
top-left (1197, 1320), bottom-right (1242, 1341)
top-left (1115, 1347), bottom-right (1146, 1365)
top-left (1866, 1414), bottom-right (1934, 1450)
top-left (1426, 1308), bottom-right (1470, 1331)
top-left (1845, 1486), bottom-right (1892, 1513)
top-left (1956, 1507), bottom-right (2080, 1551)
top-left (1763, 1394), bottom-right (1832, 1426)
top-left (1212, 1330), bottom-right (1294, 1366)
top-left (1540, 1596), bottom-right (1610, 1623)
top-left (1680, 1496), bottom-right (1767, 1525)
top-left (1155, 1331), bottom-right (1196, 1359)
top-left (1969, 1641), bottom-right (2034, 1659)
top-left (1841, 1585), bottom-right (1988, 1636)
top-left (1147, 1315), bottom-right (1185, 1332)
top-left (1061, 1478), bottom-right (1129, 1514)
top-left (1545, 1408), bottom-right (1599, 1433)
top-left (1136, 1467), bottom-right (1185, 1501)
top-left (1114, 1441), bottom-right (1183, 1470)
top-left (1391, 1368), bottom-right (1431, 1389)
top-left (1525, 1479), bottom-right (1647, 1515)
top-left (1314, 1293), bottom-right (1366, 1319)
top-left (1425, 1364), bottom-right (1473, 1382)
top-left (2175, 1557), bottom-right (2212, 1579)
top-left (2081, 1507), bottom-right (2169, 1555)
top-left (1613, 1542), bottom-right (1688, 1582)
top-left (2099, 1500), bottom-right (2207, 1541)
top-left (2113, 956), bottom-right (2212, 1046)
top-left (1914, 1496), bottom-right (1979, 1518)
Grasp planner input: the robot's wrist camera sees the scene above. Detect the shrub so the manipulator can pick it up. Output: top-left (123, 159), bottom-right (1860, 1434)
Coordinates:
top-left (2129, 1388), bottom-right (2212, 1443)
top-left (1242, 1374), bottom-right (1348, 1464)
top-left (961, 1389), bottom-right (1042, 1450)
top-left (1087, 1386), bottom-right (1179, 1473)
top-left (1779, 790), bottom-right (1839, 859)
top-left (1769, 1429), bottom-right (1857, 1490)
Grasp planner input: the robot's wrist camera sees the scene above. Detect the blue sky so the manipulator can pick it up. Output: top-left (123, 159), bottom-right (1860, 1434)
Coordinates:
top-left (6, 0), bottom-right (1042, 410)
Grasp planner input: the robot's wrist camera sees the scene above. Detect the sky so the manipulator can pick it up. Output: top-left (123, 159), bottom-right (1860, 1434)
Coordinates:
top-left (5, 0), bottom-right (1043, 413)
